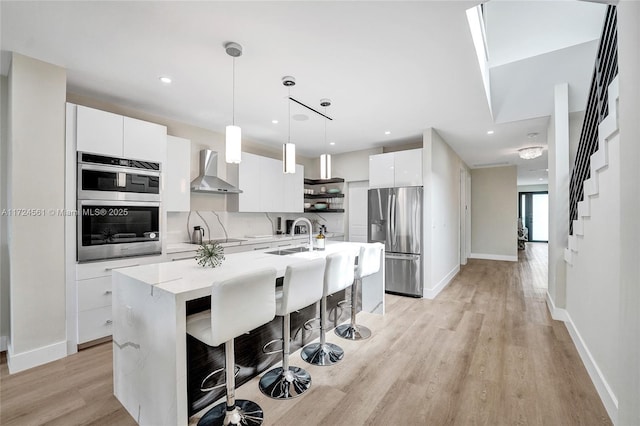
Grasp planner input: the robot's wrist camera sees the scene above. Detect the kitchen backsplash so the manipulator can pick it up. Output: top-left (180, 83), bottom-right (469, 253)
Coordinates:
top-left (167, 211), bottom-right (344, 244)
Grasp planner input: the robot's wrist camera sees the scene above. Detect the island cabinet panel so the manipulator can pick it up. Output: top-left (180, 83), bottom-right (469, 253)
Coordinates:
top-left (185, 288), bottom-right (355, 416)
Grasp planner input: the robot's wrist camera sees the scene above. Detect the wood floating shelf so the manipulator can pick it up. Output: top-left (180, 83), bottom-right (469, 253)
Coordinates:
top-left (304, 177), bottom-right (345, 185)
top-left (304, 208), bottom-right (345, 213)
top-left (304, 193), bottom-right (344, 199)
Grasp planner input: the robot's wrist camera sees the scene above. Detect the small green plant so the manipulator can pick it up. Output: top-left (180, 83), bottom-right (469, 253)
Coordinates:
top-left (195, 242), bottom-right (225, 268)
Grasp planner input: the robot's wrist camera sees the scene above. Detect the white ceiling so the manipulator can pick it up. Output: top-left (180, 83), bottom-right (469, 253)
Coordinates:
top-left (0, 1), bottom-right (606, 185)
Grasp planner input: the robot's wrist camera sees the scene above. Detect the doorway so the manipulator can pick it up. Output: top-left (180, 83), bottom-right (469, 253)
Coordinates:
top-left (518, 191), bottom-right (549, 242)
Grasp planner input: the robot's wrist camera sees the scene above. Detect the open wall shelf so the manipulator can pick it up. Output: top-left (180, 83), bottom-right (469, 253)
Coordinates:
top-left (304, 208), bottom-right (345, 213)
top-left (304, 178), bottom-right (345, 185)
top-left (305, 193), bottom-right (344, 199)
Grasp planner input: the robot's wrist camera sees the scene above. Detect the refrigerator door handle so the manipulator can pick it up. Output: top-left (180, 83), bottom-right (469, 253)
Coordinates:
top-left (386, 191), bottom-right (393, 249)
top-left (390, 192), bottom-right (397, 246)
top-left (386, 253), bottom-right (420, 260)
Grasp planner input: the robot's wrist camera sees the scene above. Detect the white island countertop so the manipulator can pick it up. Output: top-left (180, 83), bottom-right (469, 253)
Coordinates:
top-left (111, 241), bottom-right (384, 426)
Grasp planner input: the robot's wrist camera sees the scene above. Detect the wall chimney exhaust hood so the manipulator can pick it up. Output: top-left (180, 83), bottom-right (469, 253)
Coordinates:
top-left (190, 150), bottom-right (242, 194)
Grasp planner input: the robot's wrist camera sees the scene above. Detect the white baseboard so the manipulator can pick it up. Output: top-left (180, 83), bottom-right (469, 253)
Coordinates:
top-left (424, 265), bottom-right (460, 299)
top-left (0, 335), bottom-right (7, 352)
top-left (7, 340), bottom-right (67, 374)
top-left (469, 252), bottom-right (518, 262)
top-left (545, 291), bottom-right (569, 322)
top-left (563, 313), bottom-right (619, 424)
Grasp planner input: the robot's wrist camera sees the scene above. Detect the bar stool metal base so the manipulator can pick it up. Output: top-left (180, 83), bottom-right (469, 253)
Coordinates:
top-left (197, 400), bottom-right (264, 426)
top-left (335, 323), bottom-right (372, 340)
top-left (300, 342), bottom-right (344, 366)
top-left (259, 366), bottom-right (311, 399)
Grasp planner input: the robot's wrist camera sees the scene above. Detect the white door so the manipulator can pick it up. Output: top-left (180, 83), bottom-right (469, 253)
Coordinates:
top-left (348, 181), bottom-right (369, 243)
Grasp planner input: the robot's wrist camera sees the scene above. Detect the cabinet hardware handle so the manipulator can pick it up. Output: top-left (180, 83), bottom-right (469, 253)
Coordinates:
top-left (172, 257), bottom-right (193, 261)
top-left (105, 319), bottom-right (113, 325)
top-left (253, 246), bottom-right (269, 250)
top-left (105, 264), bottom-right (140, 272)
top-left (104, 290), bottom-right (112, 295)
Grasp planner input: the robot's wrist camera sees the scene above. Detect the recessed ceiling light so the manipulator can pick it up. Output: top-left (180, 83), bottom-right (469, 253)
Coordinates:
top-left (329, 142), bottom-right (335, 146)
top-left (487, 130), bottom-right (494, 135)
top-left (272, 120), bottom-right (278, 124)
top-left (539, 178), bottom-right (544, 181)
top-left (159, 76), bottom-right (172, 84)
top-left (385, 131), bottom-right (391, 135)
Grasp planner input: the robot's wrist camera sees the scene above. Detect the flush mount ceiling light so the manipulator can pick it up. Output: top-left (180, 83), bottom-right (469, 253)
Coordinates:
top-left (282, 76), bottom-right (296, 174)
top-left (159, 76), bottom-right (172, 84)
top-left (225, 42), bottom-right (242, 164)
top-left (319, 98), bottom-right (332, 180)
top-left (518, 146), bottom-right (543, 160)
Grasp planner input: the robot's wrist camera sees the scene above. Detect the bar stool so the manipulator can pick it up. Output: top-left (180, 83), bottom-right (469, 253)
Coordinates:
top-left (186, 267), bottom-right (277, 426)
top-left (301, 251), bottom-right (355, 366)
top-left (259, 258), bottom-right (325, 399)
top-left (335, 243), bottom-right (383, 341)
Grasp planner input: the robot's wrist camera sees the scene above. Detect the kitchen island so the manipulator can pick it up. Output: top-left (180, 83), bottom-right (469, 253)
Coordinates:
top-left (111, 241), bottom-right (384, 426)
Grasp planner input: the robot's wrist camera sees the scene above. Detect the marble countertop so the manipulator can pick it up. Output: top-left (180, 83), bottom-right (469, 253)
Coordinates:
top-left (116, 241), bottom-right (364, 300)
top-left (166, 233), bottom-right (344, 254)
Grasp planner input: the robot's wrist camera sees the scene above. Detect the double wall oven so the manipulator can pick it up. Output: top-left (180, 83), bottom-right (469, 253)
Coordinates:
top-left (77, 152), bottom-right (162, 262)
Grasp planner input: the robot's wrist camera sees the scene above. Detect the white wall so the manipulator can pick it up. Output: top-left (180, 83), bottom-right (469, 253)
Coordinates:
top-left (517, 184), bottom-right (548, 192)
top-left (617, 3), bottom-right (640, 424)
top-left (548, 83), bottom-right (570, 308)
top-left (423, 129), bottom-right (469, 297)
top-left (470, 166), bottom-right (517, 261)
top-left (331, 147), bottom-right (382, 182)
top-left (0, 75), bottom-right (9, 351)
top-left (565, 134), bottom-right (620, 422)
top-left (7, 54), bottom-right (67, 372)
top-left (569, 110), bottom-right (585, 170)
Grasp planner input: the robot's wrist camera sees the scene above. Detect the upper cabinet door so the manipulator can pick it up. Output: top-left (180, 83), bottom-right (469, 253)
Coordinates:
top-left (369, 153), bottom-right (395, 188)
top-left (283, 164), bottom-right (304, 212)
top-left (123, 116), bottom-right (167, 163)
top-left (237, 152), bottom-right (262, 212)
top-left (76, 105), bottom-right (123, 157)
top-left (260, 156), bottom-right (284, 212)
top-left (165, 136), bottom-right (191, 212)
top-left (394, 149), bottom-right (423, 187)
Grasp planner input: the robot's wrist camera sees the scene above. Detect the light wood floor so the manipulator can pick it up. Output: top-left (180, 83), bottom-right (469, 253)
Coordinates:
top-left (1, 243), bottom-right (611, 425)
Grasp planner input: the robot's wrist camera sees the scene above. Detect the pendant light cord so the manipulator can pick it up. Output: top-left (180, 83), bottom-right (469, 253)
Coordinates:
top-left (232, 57), bottom-right (235, 126)
top-left (288, 86), bottom-right (291, 143)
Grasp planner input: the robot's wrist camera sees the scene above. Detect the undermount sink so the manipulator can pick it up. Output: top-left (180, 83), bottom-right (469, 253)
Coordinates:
top-left (265, 246), bottom-right (311, 256)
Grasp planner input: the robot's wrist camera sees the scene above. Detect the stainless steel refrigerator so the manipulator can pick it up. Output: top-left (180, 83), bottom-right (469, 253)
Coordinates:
top-left (368, 187), bottom-right (423, 297)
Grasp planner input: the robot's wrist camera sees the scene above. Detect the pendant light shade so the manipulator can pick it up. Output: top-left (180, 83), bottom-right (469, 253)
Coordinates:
top-left (225, 42), bottom-right (242, 164)
top-left (283, 143), bottom-right (296, 174)
top-left (320, 154), bottom-right (332, 179)
top-left (319, 98), bottom-right (332, 179)
top-left (282, 76), bottom-right (297, 174)
top-left (225, 125), bottom-right (241, 163)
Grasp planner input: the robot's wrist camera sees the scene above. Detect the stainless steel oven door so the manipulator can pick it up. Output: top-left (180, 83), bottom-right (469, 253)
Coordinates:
top-left (77, 200), bottom-right (161, 262)
top-left (78, 163), bottom-right (161, 202)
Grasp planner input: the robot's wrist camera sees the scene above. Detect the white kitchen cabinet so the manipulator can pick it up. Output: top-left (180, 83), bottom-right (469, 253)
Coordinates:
top-left (78, 306), bottom-right (113, 345)
top-left (369, 149), bottom-right (423, 188)
top-left (123, 116), bottom-right (167, 163)
top-left (74, 104), bottom-right (167, 163)
top-left (394, 149), bottom-right (423, 186)
top-left (260, 156), bottom-right (284, 212)
top-left (234, 152), bottom-right (303, 213)
top-left (237, 152), bottom-right (262, 212)
top-left (76, 105), bottom-right (123, 157)
top-left (284, 164), bottom-right (304, 212)
top-left (165, 135), bottom-right (191, 212)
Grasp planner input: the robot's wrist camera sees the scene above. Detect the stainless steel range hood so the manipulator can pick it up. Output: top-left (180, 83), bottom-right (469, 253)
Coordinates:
top-left (190, 150), bottom-right (242, 194)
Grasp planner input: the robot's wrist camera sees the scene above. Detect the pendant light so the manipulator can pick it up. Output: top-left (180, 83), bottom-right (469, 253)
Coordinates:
top-left (225, 42), bottom-right (242, 164)
top-left (282, 76), bottom-right (296, 174)
top-left (319, 98), bottom-right (332, 179)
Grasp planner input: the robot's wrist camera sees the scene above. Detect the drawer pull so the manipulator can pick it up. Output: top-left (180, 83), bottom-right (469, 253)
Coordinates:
top-left (105, 264), bottom-right (140, 272)
top-left (105, 319), bottom-right (113, 325)
top-left (104, 290), bottom-right (112, 295)
top-left (253, 246), bottom-right (269, 250)
top-left (172, 257), bottom-right (193, 261)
